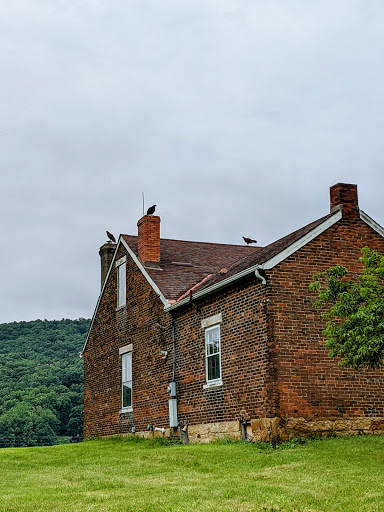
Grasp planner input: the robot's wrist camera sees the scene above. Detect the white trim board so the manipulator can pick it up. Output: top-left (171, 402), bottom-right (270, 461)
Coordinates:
top-left (165, 210), bottom-right (342, 312)
top-left (360, 210), bottom-right (384, 239)
top-left (83, 237), bottom-right (169, 353)
top-left (262, 210), bottom-right (342, 269)
top-left (120, 238), bottom-right (168, 307)
top-left (82, 240), bottom-right (120, 353)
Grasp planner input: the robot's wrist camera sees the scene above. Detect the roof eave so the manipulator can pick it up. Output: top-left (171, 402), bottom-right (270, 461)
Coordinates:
top-left (165, 210), bottom-right (343, 312)
top-left (120, 238), bottom-right (169, 308)
top-left (359, 210), bottom-right (384, 238)
top-left (163, 263), bottom-right (265, 312)
top-left (82, 237), bottom-right (169, 354)
top-left (82, 240), bottom-right (120, 353)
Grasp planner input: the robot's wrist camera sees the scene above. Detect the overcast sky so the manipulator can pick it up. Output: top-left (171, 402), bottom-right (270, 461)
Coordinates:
top-left (1, 0), bottom-right (384, 323)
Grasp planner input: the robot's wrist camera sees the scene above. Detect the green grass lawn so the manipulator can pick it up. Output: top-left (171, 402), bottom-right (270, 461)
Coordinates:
top-left (0, 436), bottom-right (383, 512)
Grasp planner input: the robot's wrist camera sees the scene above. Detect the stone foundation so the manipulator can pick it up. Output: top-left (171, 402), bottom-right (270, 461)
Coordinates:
top-left (251, 417), bottom-right (384, 444)
top-left (187, 417), bottom-right (384, 443)
top-left (183, 417), bottom-right (384, 444)
top-left (106, 417), bottom-right (384, 444)
top-left (187, 421), bottom-right (241, 443)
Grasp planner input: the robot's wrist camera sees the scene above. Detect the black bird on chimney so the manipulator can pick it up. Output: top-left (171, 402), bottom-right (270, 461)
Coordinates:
top-left (242, 236), bottom-right (257, 245)
top-left (106, 231), bottom-right (116, 243)
top-left (146, 204), bottom-right (157, 215)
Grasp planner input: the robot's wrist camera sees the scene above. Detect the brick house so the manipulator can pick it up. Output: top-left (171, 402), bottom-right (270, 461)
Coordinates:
top-left (83, 183), bottom-right (384, 442)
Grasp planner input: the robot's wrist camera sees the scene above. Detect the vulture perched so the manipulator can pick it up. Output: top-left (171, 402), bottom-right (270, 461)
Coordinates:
top-left (242, 236), bottom-right (257, 245)
top-left (146, 204), bottom-right (157, 215)
top-left (106, 231), bottom-right (116, 243)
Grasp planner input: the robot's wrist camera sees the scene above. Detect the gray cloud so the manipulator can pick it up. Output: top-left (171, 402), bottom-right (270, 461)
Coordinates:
top-left (1, 0), bottom-right (384, 322)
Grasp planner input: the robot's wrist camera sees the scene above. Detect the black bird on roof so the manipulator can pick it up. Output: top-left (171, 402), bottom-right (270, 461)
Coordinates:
top-left (146, 204), bottom-right (157, 215)
top-left (106, 231), bottom-right (116, 243)
top-left (242, 236), bottom-right (257, 245)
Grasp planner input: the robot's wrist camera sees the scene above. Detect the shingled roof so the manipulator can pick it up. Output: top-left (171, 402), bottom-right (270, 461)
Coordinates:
top-left (121, 235), bottom-right (261, 302)
top-left (188, 213), bottom-right (335, 297)
top-left (120, 211), bottom-right (341, 306)
top-left (85, 183), bottom-right (384, 352)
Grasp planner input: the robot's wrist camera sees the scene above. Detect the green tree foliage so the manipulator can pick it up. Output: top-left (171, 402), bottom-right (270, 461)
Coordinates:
top-left (0, 318), bottom-right (89, 447)
top-left (310, 247), bottom-right (384, 370)
top-left (0, 402), bottom-right (58, 447)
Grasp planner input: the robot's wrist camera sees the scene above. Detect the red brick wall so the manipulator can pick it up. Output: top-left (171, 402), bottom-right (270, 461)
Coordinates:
top-left (84, 244), bottom-right (171, 437)
top-left (269, 215), bottom-right (384, 419)
top-left (172, 278), bottom-right (272, 427)
top-left (84, 248), bottom-right (275, 436)
top-left (84, 212), bottom-right (384, 438)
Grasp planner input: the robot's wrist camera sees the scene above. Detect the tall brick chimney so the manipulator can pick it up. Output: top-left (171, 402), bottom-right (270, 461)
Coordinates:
top-left (137, 215), bottom-right (161, 267)
top-left (99, 242), bottom-right (116, 289)
top-left (330, 183), bottom-right (358, 218)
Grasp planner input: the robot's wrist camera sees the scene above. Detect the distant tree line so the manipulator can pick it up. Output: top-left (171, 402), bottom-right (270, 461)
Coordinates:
top-left (0, 318), bottom-right (89, 448)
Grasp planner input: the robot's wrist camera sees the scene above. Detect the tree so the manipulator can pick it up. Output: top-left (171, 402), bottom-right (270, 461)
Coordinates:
top-left (0, 318), bottom-right (89, 446)
top-left (310, 247), bottom-right (384, 370)
top-left (0, 402), bottom-right (58, 448)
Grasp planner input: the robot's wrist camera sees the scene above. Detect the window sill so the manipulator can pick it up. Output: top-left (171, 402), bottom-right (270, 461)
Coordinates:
top-left (203, 379), bottom-right (223, 389)
top-left (120, 407), bottom-right (133, 414)
top-left (116, 304), bottom-right (126, 312)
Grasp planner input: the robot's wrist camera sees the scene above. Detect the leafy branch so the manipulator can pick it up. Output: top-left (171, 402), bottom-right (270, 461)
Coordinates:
top-left (310, 247), bottom-right (384, 370)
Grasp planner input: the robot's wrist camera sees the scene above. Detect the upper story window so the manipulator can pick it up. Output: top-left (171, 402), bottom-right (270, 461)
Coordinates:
top-left (205, 324), bottom-right (221, 383)
top-left (116, 256), bottom-right (127, 307)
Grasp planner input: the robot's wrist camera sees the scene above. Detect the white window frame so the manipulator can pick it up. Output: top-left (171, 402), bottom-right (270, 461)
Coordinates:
top-left (120, 344), bottom-right (133, 412)
top-left (116, 257), bottom-right (127, 308)
top-left (204, 324), bottom-right (222, 386)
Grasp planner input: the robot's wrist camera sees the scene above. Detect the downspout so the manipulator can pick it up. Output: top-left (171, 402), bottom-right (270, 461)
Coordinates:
top-left (256, 264), bottom-right (278, 424)
top-left (166, 315), bottom-right (178, 429)
top-left (255, 266), bottom-right (267, 285)
top-left (171, 317), bottom-right (176, 382)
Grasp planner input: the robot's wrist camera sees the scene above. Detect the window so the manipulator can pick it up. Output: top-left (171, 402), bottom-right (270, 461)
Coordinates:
top-left (122, 351), bottom-right (132, 409)
top-left (117, 261), bottom-right (126, 307)
top-left (205, 324), bottom-right (221, 383)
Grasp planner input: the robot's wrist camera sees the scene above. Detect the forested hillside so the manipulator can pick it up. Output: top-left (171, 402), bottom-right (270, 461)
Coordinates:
top-left (0, 318), bottom-right (90, 448)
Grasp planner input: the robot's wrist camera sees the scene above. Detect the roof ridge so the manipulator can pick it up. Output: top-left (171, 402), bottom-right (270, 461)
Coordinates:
top-left (122, 234), bottom-right (262, 249)
top-left (179, 212), bottom-right (336, 298)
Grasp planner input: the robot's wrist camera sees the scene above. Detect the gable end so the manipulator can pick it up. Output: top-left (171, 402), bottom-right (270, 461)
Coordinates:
top-left (166, 210), bottom-right (342, 312)
top-left (262, 210), bottom-right (342, 269)
top-left (82, 237), bottom-right (169, 353)
top-left (360, 210), bottom-right (384, 239)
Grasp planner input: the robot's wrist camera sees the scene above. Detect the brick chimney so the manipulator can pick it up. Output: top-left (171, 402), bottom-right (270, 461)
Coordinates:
top-left (137, 215), bottom-right (161, 267)
top-left (99, 242), bottom-right (116, 289)
top-left (330, 183), bottom-right (358, 218)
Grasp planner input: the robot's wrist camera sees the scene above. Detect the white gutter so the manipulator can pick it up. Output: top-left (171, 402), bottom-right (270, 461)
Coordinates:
top-left (164, 262), bottom-right (268, 312)
top-left (165, 210), bottom-right (342, 312)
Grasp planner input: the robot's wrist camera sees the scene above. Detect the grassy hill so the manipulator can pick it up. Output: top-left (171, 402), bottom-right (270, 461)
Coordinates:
top-left (0, 436), bottom-right (383, 511)
top-left (0, 318), bottom-right (90, 447)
